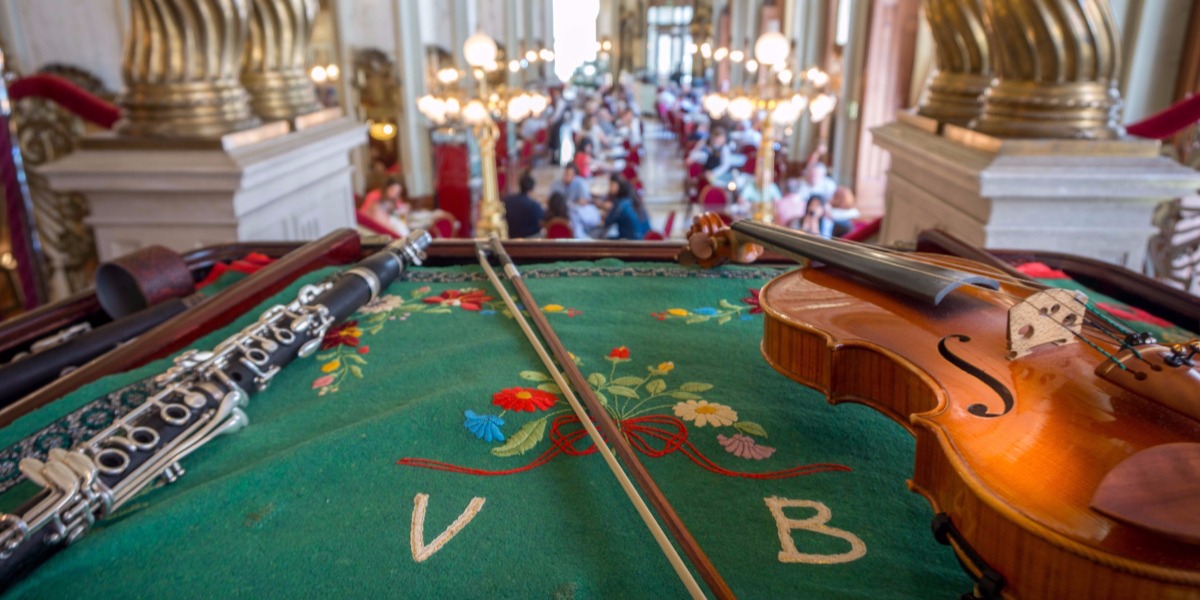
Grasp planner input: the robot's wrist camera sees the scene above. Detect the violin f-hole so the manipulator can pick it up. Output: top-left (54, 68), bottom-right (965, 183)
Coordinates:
top-left (938, 335), bottom-right (1015, 418)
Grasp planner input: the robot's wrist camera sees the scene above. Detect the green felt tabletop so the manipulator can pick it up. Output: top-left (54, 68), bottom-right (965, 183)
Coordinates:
top-left (0, 261), bottom-right (971, 599)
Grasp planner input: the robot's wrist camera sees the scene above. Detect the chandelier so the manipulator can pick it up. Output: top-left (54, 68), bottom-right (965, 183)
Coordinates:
top-left (416, 32), bottom-right (553, 239)
top-left (701, 32), bottom-right (837, 224)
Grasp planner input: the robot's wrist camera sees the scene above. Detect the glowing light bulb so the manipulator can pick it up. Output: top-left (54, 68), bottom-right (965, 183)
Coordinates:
top-left (700, 43), bottom-right (712, 59)
top-left (445, 97), bottom-right (461, 116)
top-left (728, 96), bottom-right (754, 121)
top-left (310, 65), bottom-right (327, 83)
top-left (809, 93), bottom-right (836, 123)
top-left (754, 32), bottom-right (790, 66)
top-left (529, 94), bottom-right (549, 116)
top-left (778, 69), bottom-right (794, 85)
top-left (745, 59), bottom-right (759, 74)
top-left (525, 50), bottom-right (538, 62)
top-left (326, 64), bottom-right (340, 80)
top-left (539, 49), bottom-right (555, 61)
top-left (463, 100), bottom-right (489, 125)
top-left (729, 50), bottom-right (745, 63)
top-left (463, 32), bottom-right (498, 69)
top-left (437, 68), bottom-right (460, 85)
top-left (417, 95), bottom-right (447, 124)
top-left (702, 94), bottom-right (730, 119)
top-left (509, 60), bottom-right (521, 73)
top-left (713, 47), bottom-right (729, 61)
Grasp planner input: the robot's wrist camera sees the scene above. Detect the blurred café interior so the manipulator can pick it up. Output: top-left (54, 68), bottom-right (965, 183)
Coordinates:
top-left (1, 0), bottom-right (1199, 315)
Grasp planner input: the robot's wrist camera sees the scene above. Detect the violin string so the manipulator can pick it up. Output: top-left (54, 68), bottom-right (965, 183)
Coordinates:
top-left (735, 227), bottom-right (1136, 368)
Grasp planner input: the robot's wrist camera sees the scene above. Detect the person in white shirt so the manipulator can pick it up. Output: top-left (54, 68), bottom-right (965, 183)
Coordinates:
top-left (730, 119), bottom-right (762, 148)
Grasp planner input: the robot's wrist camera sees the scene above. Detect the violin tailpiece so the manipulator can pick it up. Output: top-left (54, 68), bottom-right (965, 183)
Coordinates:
top-left (1006, 289), bottom-right (1087, 360)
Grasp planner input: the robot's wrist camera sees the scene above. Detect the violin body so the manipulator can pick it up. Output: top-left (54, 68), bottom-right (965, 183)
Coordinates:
top-left (756, 254), bottom-right (1200, 599)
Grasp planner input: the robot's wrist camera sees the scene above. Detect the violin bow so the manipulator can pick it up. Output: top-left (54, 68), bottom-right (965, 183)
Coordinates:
top-left (478, 237), bottom-right (735, 600)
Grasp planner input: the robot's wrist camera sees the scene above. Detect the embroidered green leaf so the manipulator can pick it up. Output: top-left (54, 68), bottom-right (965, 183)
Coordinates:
top-left (608, 385), bottom-right (639, 399)
top-left (685, 316), bottom-right (711, 324)
top-left (717, 314), bottom-right (732, 325)
top-left (612, 376), bottom-right (643, 386)
top-left (537, 383), bottom-right (562, 394)
top-left (735, 421), bottom-right (768, 438)
top-left (345, 354), bottom-right (367, 365)
top-left (426, 308), bottom-right (453, 314)
top-left (316, 352), bottom-right (336, 362)
top-left (669, 391), bottom-right (701, 400)
top-left (587, 372), bottom-right (607, 387)
top-left (645, 379), bottom-right (667, 394)
top-left (520, 371), bottom-right (551, 382)
top-left (595, 391), bottom-right (608, 406)
top-left (719, 299), bottom-right (739, 310)
top-left (491, 417), bottom-right (547, 457)
top-left (680, 382), bottom-right (714, 393)
top-left (349, 365), bottom-right (364, 379)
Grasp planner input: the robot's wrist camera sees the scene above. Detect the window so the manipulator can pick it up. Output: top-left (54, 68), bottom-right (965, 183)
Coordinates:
top-left (646, 5), bottom-right (694, 82)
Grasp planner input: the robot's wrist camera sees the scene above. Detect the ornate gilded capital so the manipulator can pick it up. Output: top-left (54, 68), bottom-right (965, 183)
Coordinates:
top-left (120, 0), bottom-right (260, 138)
top-left (974, 0), bottom-right (1123, 139)
top-left (917, 0), bottom-right (994, 126)
top-left (242, 0), bottom-right (322, 121)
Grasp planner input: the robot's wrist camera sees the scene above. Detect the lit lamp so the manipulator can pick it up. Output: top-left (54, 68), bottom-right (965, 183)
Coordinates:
top-left (703, 31), bottom-right (837, 224)
top-left (416, 32), bottom-right (551, 239)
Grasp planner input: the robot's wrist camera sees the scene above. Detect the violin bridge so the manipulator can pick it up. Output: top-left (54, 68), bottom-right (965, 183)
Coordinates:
top-left (1006, 289), bottom-right (1088, 360)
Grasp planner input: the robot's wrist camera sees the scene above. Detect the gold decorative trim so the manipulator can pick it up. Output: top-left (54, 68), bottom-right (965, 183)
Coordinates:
top-left (918, 0), bottom-right (994, 126)
top-left (242, 0), bottom-right (322, 121)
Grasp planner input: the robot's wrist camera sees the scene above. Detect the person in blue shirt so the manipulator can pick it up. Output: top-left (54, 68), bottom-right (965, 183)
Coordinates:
top-left (603, 174), bottom-right (650, 240)
top-left (503, 171), bottom-right (545, 238)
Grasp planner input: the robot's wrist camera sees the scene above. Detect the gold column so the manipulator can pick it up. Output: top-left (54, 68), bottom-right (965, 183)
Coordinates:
top-left (120, 0), bottom-right (260, 138)
top-left (752, 116), bottom-right (776, 225)
top-left (242, 0), bottom-right (322, 121)
top-left (917, 0), bottom-right (993, 126)
top-left (973, 0), bottom-right (1123, 139)
top-left (474, 120), bottom-right (509, 239)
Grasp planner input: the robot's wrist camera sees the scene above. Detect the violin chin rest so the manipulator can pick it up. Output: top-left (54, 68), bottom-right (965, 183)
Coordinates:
top-left (1090, 443), bottom-right (1200, 545)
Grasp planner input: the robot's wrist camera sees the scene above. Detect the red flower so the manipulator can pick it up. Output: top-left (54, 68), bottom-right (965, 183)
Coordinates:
top-left (358, 345), bottom-right (370, 355)
top-left (608, 346), bottom-right (630, 359)
top-left (1095, 302), bottom-right (1174, 330)
top-left (422, 289), bottom-right (494, 311)
top-left (492, 387), bottom-right (557, 412)
top-left (741, 288), bottom-right (763, 314)
top-left (566, 308), bottom-right (582, 317)
top-left (321, 320), bottom-right (363, 349)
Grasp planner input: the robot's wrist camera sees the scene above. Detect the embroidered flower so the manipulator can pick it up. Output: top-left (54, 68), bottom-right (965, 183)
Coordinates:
top-left (422, 289), bottom-right (494, 311)
top-left (566, 308), bottom-right (582, 317)
top-left (320, 320), bottom-right (362, 349)
top-left (312, 375), bottom-right (335, 389)
top-left (717, 433), bottom-right (776, 460)
top-left (358, 294), bottom-right (404, 314)
top-left (1096, 302), bottom-right (1174, 329)
top-left (741, 289), bottom-right (763, 314)
top-left (544, 304), bottom-right (565, 312)
top-left (667, 308), bottom-right (688, 317)
top-left (673, 400), bottom-right (738, 427)
top-left (321, 360), bottom-right (341, 373)
top-left (651, 311), bottom-right (667, 321)
top-left (358, 345), bottom-right (370, 355)
top-left (463, 410), bottom-right (505, 442)
top-left (492, 387), bottom-right (557, 412)
top-left (692, 307), bottom-right (718, 316)
top-left (653, 361), bottom-right (675, 374)
top-left (608, 346), bottom-right (631, 361)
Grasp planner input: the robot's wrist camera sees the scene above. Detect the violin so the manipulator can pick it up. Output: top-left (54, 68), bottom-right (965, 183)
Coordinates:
top-left (682, 213), bottom-right (1200, 600)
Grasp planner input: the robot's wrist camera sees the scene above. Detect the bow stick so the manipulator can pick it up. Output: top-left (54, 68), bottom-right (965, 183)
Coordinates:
top-left (479, 238), bottom-right (735, 600)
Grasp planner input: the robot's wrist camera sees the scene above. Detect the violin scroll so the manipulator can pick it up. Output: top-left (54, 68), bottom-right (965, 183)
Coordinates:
top-left (677, 213), bottom-right (763, 269)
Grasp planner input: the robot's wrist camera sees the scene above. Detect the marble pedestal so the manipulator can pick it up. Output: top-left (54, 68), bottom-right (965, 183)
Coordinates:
top-left (872, 114), bottom-right (1200, 268)
top-left (38, 114), bottom-right (365, 261)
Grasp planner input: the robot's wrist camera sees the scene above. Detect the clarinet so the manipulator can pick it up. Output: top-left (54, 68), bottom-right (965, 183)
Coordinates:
top-left (0, 231), bottom-right (431, 588)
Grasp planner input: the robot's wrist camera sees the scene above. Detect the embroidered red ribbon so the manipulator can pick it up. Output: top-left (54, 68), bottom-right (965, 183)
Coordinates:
top-left (398, 414), bottom-right (851, 479)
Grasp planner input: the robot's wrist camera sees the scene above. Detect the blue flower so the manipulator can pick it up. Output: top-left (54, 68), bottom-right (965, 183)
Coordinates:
top-left (463, 410), bottom-right (505, 442)
top-left (740, 314), bottom-right (753, 321)
top-left (692, 307), bottom-right (719, 316)
top-left (480, 309), bottom-right (497, 316)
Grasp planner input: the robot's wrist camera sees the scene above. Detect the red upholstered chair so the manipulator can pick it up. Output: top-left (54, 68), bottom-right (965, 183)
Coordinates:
top-left (684, 162), bottom-right (706, 216)
top-left (699, 185), bottom-right (729, 210)
top-left (741, 146), bottom-right (757, 176)
top-left (429, 214), bottom-right (460, 239)
top-left (621, 163), bottom-right (639, 181)
top-left (842, 217), bottom-right (882, 242)
top-left (643, 230), bottom-right (665, 240)
top-left (545, 218), bottom-right (573, 239)
top-left (662, 210), bottom-right (677, 238)
top-left (355, 211), bottom-right (401, 238)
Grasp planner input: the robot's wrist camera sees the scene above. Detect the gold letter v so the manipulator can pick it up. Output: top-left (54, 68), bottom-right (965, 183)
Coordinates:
top-left (410, 493), bottom-right (487, 563)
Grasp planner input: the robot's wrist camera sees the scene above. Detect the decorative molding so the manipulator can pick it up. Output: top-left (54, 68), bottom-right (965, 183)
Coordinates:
top-left (917, 0), bottom-right (993, 126)
top-left (242, 0), bottom-right (322, 121)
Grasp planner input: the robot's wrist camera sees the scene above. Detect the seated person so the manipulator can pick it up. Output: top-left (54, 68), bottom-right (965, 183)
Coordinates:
top-left (544, 192), bottom-right (571, 226)
top-left (502, 171), bottom-right (545, 239)
top-left (734, 179), bottom-right (782, 221)
top-left (799, 162), bottom-right (838, 205)
top-left (775, 178), bottom-right (807, 227)
top-left (617, 109), bottom-right (643, 147)
top-left (549, 164), bottom-right (603, 238)
top-left (797, 196), bottom-right (833, 238)
top-left (573, 139), bottom-right (595, 179)
top-left (604, 175), bottom-right (650, 240)
top-left (702, 127), bottom-right (744, 189)
top-left (828, 187), bottom-right (861, 237)
top-left (730, 119), bottom-right (762, 148)
top-left (360, 178), bottom-right (411, 236)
